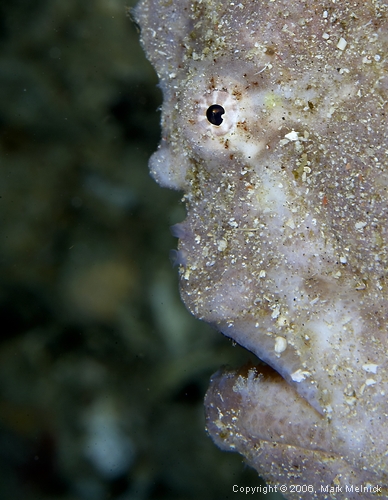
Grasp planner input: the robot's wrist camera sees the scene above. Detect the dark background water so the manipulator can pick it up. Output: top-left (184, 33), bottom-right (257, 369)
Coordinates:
top-left (0, 1), bottom-right (283, 498)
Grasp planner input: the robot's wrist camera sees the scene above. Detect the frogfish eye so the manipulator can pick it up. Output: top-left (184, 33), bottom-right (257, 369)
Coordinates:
top-left (206, 104), bottom-right (225, 126)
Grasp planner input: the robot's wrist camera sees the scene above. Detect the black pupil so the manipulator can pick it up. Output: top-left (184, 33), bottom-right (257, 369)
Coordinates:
top-left (206, 104), bottom-right (225, 126)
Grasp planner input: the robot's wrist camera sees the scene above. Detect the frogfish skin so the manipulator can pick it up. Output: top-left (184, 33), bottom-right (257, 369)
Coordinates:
top-left (134, 0), bottom-right (388, 497)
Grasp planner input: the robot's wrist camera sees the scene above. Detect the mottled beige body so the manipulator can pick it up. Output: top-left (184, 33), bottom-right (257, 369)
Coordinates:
top-left (135, 0), bottom-right (388, 497)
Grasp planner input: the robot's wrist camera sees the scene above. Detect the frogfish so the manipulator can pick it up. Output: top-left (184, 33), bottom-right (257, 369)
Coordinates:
top-left (134, 0), bottom-right (388, 497)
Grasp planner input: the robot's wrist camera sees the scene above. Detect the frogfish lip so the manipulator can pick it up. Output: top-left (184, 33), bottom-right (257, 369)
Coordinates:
top-left (204, 362), bottom-right (338, 478)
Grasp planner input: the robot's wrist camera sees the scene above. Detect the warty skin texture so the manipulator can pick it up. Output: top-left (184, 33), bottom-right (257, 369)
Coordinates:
top-left (134, 0), bottom-right (388, 497)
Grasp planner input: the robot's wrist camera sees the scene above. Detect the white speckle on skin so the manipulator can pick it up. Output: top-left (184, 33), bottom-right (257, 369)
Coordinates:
top-left (271, 306), bottom-right (280, 319)
top-left (291, 369), bottom-right (311, 383)
top-left (363, 364), bottom-right (379, 374)
top-left (274, 336), bottom-right (287, 354)
top-left (284, 130), bottom-right (299, 141)
top-left (355, 221), bottom-right (367, 230)
top-left (336, 37), bottom-right (347, 51)
top-left (217, 239), bottom-right (227, 251)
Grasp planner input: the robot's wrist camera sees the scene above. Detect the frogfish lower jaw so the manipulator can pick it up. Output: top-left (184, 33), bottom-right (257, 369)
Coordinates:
top-left (204, 364), bottom-right (386, 495)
